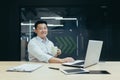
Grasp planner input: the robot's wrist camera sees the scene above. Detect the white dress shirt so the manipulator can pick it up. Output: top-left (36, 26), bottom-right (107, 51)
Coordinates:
top-left (28, 36), bottom-right (55, 62)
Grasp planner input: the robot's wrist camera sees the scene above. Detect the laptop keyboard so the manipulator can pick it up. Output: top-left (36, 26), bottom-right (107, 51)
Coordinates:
top-left (73, 61), bottom-right (84, 65)
top-left (7, 63), bottom-right (42, 72)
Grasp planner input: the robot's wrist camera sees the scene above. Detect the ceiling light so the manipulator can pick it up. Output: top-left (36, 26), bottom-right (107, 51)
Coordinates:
top-left (47, 24), bottom-right (63, 27)
top-left (21, 23), bottom-right (34, 26)
top-left (40, 17), bottom-right (63, 20)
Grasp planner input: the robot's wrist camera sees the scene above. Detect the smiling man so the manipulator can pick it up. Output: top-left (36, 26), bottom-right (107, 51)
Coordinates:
top-left (28, 20), bottom-right (74, 63)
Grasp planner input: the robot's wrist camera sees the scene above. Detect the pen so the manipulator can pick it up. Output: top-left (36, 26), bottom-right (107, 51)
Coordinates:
top-left (48, 67), bottom-right (59, 70)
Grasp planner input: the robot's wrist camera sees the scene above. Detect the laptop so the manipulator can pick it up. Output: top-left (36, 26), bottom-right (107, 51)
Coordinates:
top-left (62, 40), bottom-right (103, 68)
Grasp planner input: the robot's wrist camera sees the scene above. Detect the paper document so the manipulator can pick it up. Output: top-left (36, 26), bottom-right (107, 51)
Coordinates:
top-left (60, 68), bottom-right (89, 75)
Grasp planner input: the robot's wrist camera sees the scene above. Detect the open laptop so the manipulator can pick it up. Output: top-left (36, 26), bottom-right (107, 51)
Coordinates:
top-left (62, 40), bottom-right (103, 68)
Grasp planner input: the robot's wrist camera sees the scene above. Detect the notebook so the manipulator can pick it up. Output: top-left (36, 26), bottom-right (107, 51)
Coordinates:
top-left (62, 40), bottom-right (103, 68)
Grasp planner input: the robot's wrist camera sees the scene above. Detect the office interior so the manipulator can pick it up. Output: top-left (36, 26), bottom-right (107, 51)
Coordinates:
top-left (0, 0), bottom-right (119, 61)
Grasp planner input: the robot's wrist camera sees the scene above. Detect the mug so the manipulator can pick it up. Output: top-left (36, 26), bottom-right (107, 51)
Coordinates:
top-left (51, 46), bottom-right (58, 56)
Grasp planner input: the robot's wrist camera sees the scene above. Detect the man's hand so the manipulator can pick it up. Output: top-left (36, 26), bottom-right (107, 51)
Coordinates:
top-left (54, 49), bottom-right (61, 57)
top-left (62, 57), bottom-right (75, 63)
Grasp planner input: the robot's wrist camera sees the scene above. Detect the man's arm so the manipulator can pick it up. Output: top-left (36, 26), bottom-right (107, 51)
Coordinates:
top-left (48, 57), bottom-right (75, 63)
top-left (28, 40), bottom-right (53, 62)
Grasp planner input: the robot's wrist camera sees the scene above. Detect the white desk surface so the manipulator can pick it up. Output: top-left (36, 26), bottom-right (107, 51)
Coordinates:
top-left (0, 61), bottom-right (120, 80)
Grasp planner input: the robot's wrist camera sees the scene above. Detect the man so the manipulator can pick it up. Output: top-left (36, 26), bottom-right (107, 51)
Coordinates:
top-left (28, 20), bottom-right (74, 63)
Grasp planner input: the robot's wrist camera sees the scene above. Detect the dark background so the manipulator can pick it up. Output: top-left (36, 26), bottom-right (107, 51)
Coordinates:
top-left (0, 0), bottom-right (119, 61)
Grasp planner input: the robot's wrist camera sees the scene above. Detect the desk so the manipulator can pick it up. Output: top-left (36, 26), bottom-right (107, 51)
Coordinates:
top-left (0, 61), bottom-right (119, 80)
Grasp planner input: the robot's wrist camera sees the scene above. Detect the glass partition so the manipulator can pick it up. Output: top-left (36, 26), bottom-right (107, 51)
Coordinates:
top-left (20, 7), bottom-right (89, 61)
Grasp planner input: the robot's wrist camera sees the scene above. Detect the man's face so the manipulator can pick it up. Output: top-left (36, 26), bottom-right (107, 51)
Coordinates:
top-left (35, 23), bottom-right (48, 39)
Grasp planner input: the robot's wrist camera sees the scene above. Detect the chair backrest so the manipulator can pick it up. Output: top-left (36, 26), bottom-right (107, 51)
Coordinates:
top-left (21, 40), bottom-right (29, 61)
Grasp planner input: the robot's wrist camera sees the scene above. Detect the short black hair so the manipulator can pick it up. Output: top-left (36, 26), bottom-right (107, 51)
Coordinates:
top-left (34, 20), bottom-right (47, 29)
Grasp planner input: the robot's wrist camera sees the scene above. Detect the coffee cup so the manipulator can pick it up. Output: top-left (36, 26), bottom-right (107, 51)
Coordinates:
top-left (51, 46), bottom-right (58, 56)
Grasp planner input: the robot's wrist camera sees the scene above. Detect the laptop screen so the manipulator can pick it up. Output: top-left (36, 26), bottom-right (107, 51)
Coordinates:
top-left (84, 40), bottom-right (103, 68)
